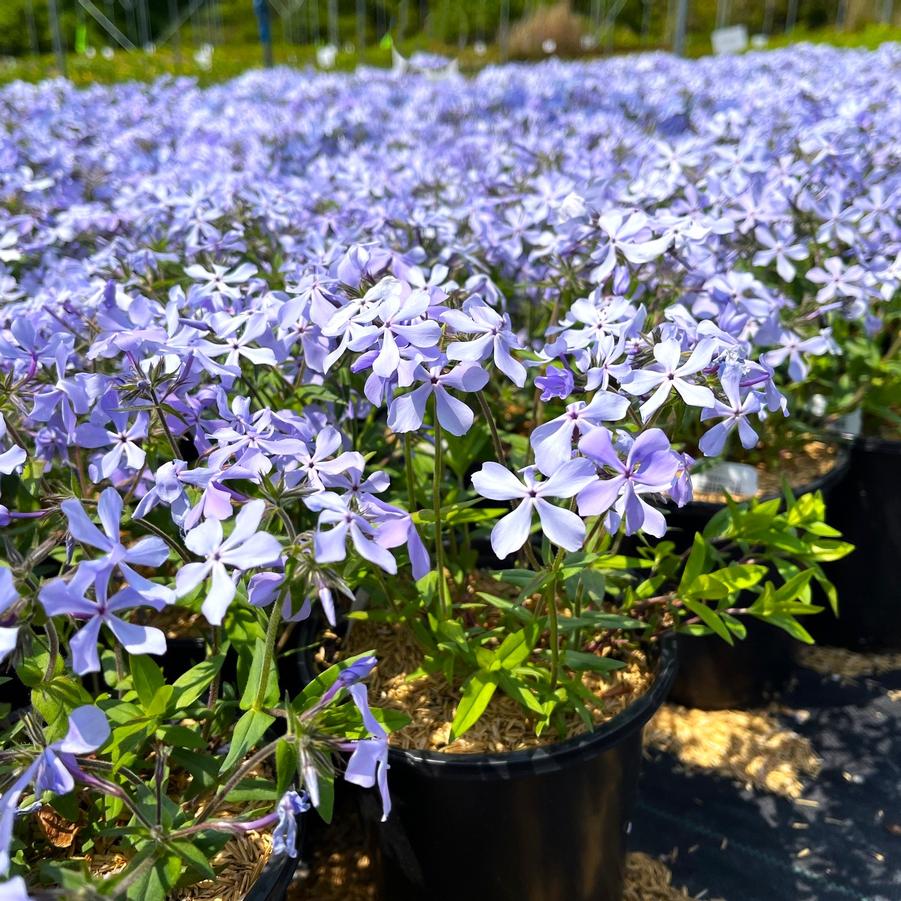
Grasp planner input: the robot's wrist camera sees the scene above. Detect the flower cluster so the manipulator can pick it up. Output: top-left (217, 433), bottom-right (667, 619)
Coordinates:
top-left (0, 44), bottom-right (887, 895)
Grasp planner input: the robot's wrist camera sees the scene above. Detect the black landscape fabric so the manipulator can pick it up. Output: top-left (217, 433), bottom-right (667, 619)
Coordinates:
top-left (632, 662), bottom-right (901, 901)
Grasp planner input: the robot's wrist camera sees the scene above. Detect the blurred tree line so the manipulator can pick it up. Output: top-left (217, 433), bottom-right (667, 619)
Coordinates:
top-left (1, 0), bottom-right (896, 57)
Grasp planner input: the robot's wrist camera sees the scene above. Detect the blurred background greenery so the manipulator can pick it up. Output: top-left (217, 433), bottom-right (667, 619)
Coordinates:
top-left (1, 0), bottom-right (898, 86)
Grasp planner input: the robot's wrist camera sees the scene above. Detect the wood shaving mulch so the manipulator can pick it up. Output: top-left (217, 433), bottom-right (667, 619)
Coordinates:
top-left (692, 440), bottom-right (839, 504)
top-left (797, 645), bottom-right (901, 679)
top-left (86, 830), bottom-right (274, 900)
top-left (344, 619), bottom-right (654, 754)
top-left (171, 832), bottom-right (273, 901)
top-left (646, 704), bottom-right (821, 799)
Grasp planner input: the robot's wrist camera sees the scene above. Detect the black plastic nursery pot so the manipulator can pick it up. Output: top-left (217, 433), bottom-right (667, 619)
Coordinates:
top-left (668, 618), bottom-right (794, 710)
top-left (242, 827), bottom-right (306, 901)
top-left (808, 435), bottom-right (901, 650)
top-left (355, 639), bottom-right (678, 901)
top-left (663, 452), bottom-right (849, 710)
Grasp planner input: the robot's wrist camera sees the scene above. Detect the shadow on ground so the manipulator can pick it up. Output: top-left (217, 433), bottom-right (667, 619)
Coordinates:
top-left (632, 663), bottom-right (901, 901)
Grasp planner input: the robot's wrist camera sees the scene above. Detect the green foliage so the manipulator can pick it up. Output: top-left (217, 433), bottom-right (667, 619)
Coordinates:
top-left (1, 0), bottom-right (898, 89)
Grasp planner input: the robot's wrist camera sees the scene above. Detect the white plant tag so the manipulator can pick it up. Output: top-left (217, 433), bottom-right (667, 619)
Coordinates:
top-left (711, 26), bottom-right (749, 55)
top-left (692, 462), bottom-right (759, 499)
top-left (836, 408), bottom-right (862, 437)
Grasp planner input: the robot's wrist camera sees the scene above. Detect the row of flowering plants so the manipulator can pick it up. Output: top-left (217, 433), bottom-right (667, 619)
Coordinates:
top-left (0, 42), bottom-right (895, 898)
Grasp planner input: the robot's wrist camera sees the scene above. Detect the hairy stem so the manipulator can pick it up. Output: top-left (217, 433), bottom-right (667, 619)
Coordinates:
top-left (476, 390), bottom-right (508, 467)
top-left (403, 432), bottom-right (416, 511)
top-left (432, 415), bottom-right (450, 619)
top-left (40, 616), bottom-right (60, 683)
top-left (547, 548), bottom-right (566, 690)
top-left (253, 592), bottom-right (284, 711)
top-left (138, 517), bottom-right (192, 563)
top-left (194, 738), bottom-right (283, 826)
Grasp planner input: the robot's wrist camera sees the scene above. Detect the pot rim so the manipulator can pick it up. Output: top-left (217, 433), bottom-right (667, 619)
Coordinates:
top-left (385, 635), bottom-right (677, 776)
top-left (673, 442), bottom-right (851, 515)
top-left (849, 433), bottom-right (901, 454)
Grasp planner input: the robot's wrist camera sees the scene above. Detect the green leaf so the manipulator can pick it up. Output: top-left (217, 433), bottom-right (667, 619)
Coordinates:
top-left (498, 671), bottom-right (545, 715)
top-left (315, 774), bottom-right (335, 824)
top-left (166, 840), bottom-right (216, 880)
top-left (275, 737), bottom-right (297, 798)
top-left (682, 573), bottom-right (730, 600)
top-left (678, 532), bottom-right (707, 595)
top-left (221, 709), bottom-right (274, 772)
top-left (559, 650), bottom-right (627, 673)
top-left (130, 655), bottom-right (165, 710)
top-left (450, 671), bottom-right (498, 741)
top-left (760, 614), bottom-right (814, 644)
top-left (474, 591), bottom-right (532, 625)
top-left (224, 778), bottom-right (278, 803)
top-left (125, 848), bottom-right (181, 901)
top-left (145, 685), bottom-right (174, 718)
top-left (239, 637), bottom-right (279, 711)
top-left (557, 613), bottom-right (644, 633)
top-left (682, 598), bottom-right (733, 644)
top-left (172, 655), bottom-right (225, 710)
top-left (32, 676), bottom-right (93, 740)
top-left (495, 626), bottom-right (537, 670)
top-left (158, 724), bottom-right (206, 750)
top-left (807, 538), bottom-right (855, 562)
top-left (774, 569), bottom-right (815, 605)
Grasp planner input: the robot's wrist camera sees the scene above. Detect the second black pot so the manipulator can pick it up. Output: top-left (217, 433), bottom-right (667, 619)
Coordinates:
top-left (808, 435), bottom-right (901, 650)
top-left (660, 453), bottom-right (848, 708)
top-left (358, 639), bottom-right (677, 901)
top-left (667, 618), bottom-right (794, 710)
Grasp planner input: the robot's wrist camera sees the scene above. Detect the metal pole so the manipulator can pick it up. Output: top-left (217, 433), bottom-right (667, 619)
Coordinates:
top-left (499, 0), bottom-right (510, 60)
top-left (640, 0), bottom-right (652, 44)
top-left (48, 0), bottom-right (67, 76)
top-left (880, 0), bottom-right (894, 23)
top-left (673, 0), bottom-right (688, 55)
top-left (398, 0), bottom-right (409, 42)
top-left (25, 0), bottom-right (40, 55)
top-left (169, 0), bottom-right (182, 65)
top-left (763, 0), bottom-right (775, 34)
top-left (137, 0), bottom-right (149, 45)
top-left (328, 0), bottom-right (338, 44)
top-left (786, 0), bottom-right (798, 31)
top-left (356, 0), bottom-right (365, 59)
top-left (310, 0), bottom-right (320, 44)
top-left (253, 0), bottom-right (274, 66)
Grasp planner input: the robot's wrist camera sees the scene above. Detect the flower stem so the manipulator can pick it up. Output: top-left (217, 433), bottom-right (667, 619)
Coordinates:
top-left (432, 415), bottom-right (450, 619)
top-left (476, 390), bottom-right (507, 466)
top-left (202, 626), bottom-right (222, 742)
top-left (138, 517), bottom-right (192, 563)
top-left (253, 592), bottom-right (283, 711)
top-left (403, 432), bottom-right (416, 511)
top-left (42, 618), bottom-right (59, 683)
top-left (547, 549), bottom-right (566, 690)
top-left (547, 579), bottom-right (560, 690)
top-left (194, 738), bottom-right (283, 826)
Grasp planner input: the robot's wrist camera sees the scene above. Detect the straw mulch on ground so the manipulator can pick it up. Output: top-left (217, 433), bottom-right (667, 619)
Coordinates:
top-left (645, 704), bottom-right (821, 799)
top-left (798, 644), bottom-right (901, 679)
top-left (171, 832), bottom-right (273, 901)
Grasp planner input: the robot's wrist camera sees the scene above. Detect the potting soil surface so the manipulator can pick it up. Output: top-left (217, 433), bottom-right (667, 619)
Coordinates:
top-left (633, 649), bottom-right (901, 901)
